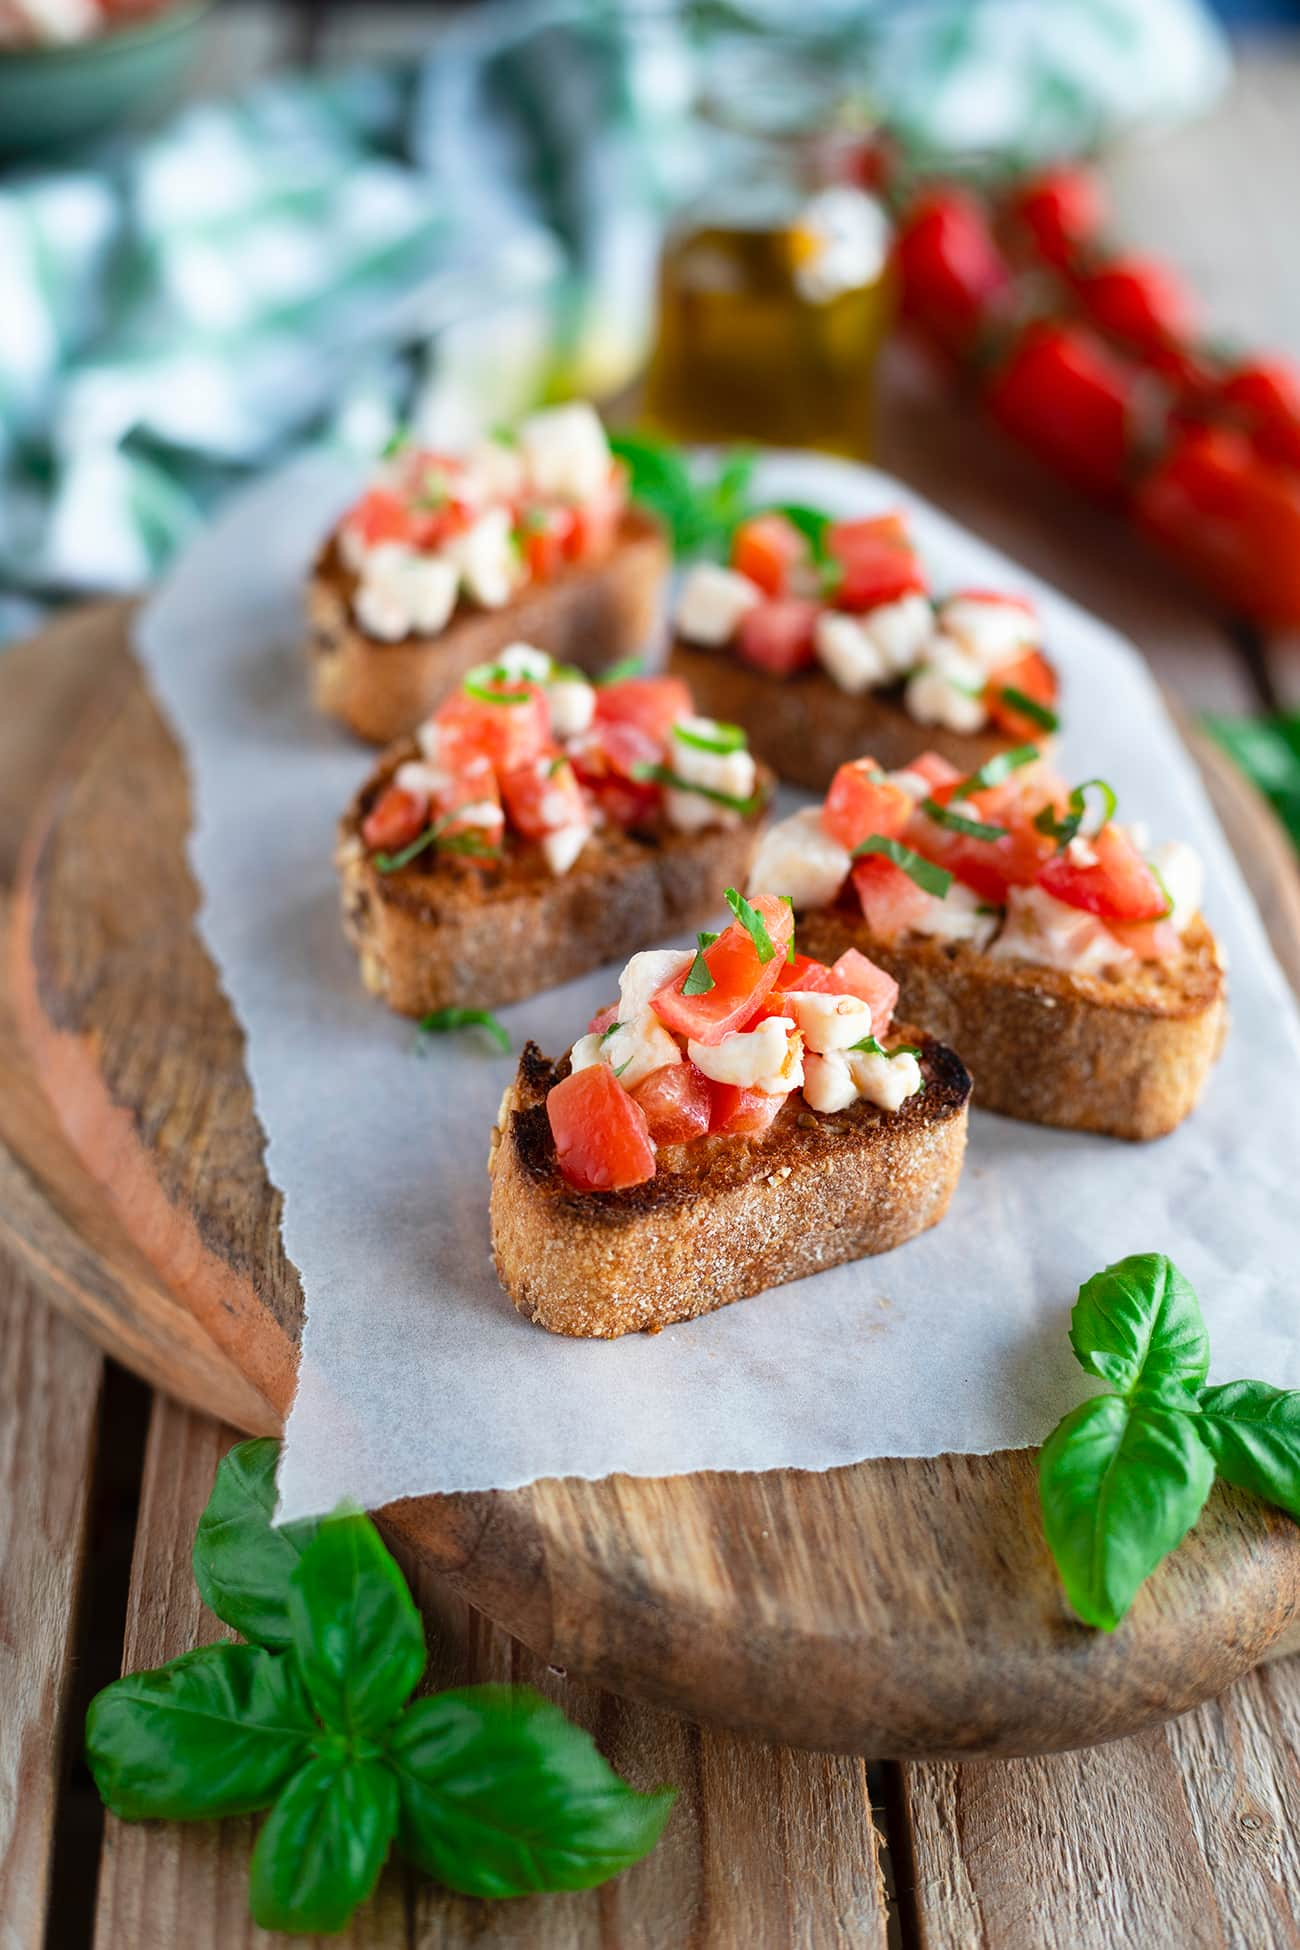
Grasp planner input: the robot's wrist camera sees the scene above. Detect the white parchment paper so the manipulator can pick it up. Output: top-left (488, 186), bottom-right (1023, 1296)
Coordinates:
top-left (133, 450), bottom-right (1300, 1523)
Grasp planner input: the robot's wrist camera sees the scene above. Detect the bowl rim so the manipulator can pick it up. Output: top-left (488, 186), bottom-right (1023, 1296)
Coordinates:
top-left (0, 0), bottom-right (211, 67)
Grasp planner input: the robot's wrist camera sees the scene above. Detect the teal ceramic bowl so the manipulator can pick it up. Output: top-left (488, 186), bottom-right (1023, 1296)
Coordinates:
top-left (0, 2), bottom-right (210, 159)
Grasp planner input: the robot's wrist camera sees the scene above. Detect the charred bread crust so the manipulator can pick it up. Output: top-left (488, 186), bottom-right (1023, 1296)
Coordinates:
top-left (488, 1035), bottom-right (972, 1338)
top-left (337, 743), bottom-right (775, 1016)
top-left (667, 637), bottom-right (1039, 792)
top-left (797, 907), bottom-right (1227, 1141)
top-left (308, 506), bottom-right (670, 745)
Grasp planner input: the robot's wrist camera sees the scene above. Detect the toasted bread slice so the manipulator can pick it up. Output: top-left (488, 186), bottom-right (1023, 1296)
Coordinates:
top-left (668, 638), bottom-right (1030, 792)
top-left (338, 741), bottom-right (773, 1016)
top-left (489, 1035), bottom-right (971, 1338)
top-left (797, 907), bottom-right (1227, 1140)
top-left (309, 508), bottom-right (669, 745)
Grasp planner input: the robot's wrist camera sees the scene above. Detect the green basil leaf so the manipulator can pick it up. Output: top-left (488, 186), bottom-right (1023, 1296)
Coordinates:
top-left (1069, 1253), bottom-right (1209, 1399)
top-left (920, 796), bottom-right (1007, 843)
top-left (387, 1685), bottom-right (675, 1896)
top-left (594, 654), bottom-right (647, 688)
top-left (629, 761), bottom-right (767, 817)
top-left (416, 1007), bottom-right (510, 1056)
top-left (1038, 1396), bottom-right (1215, 1631)
top-left (249, 1753), bottom-right (398, 1935)
top-left (86, 1643), bottom-right (314, 1821)
top-left (682, 934), bottom-right (716, 996)
top-left (288, 1515), bottom-right (425, 1736)
top-left (723, 886), bottom-right (776, 962)
top-left (998, 685), bottom-right (1059, 733)
top-left (767, 502), bottom-right (833, 562)
top-left (671, 718), bottom-right (747, 756)
top-left (192, 1439), bottom-right (320, 1650)
top-left (1204, 711), bottom-right (1300, 851)
top-left (851, 835), bottom-right (954, 898)
top-left (950, 743), bottom-right (1041, 801)
top-left (1196, 1380), bottom-right (1300, 1519)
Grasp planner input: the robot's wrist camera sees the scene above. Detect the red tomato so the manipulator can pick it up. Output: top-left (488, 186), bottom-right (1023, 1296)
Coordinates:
top-left (344, 488), bottom-right (411, 550)
top-left (985, 649), bottom-right (1059, 740)
top-left (567, 720), bottom-right (662, 827)
top-left (1073, 256), bottom-right (1195, 359)
top-left (707, 1081), bottom-right (785, 1139)
top-left (851, 854), bottom-right (935, 941)
top-left (362, 785), bottom-right (426, 854)
top-left (519, 505), bottom-right (578, 581)
top-left (895, 189), bottom-right (1011, 357)
top-left (652, 896), bottom-right (796, 1046)
top-left (1107, 916), bottom-right (1181, 961)
top-left (1213, 358), bottom-right (1300, 472)
top-left (587, 1002), bottom-right (620, 1036)
top-left (775, 952), bottom-right (837, 994)
top-left (564, 466), bottom-right (627, 563)
top-left (910, 751), bottom-right (963, 791)
top-left (731, 513), bottom-right (808, 598)
top-left (498, 751), bottom-right (588, 841)
top-left (594, 675), bottom-right (692, 745)
top-left (825, 949), bottom-right (899, 1032)
top-left (825, 515), bottom-right (926, 612)
top-left (735, 599), bottom-right (820, 675)
top-left (1038, 825), bottom-right (1169, 922)
top-left (1010, 165), bottom-right (1104, 268)
top-left (1133, 427), bottom-right (1300, 627)
top-left (987, 322), bottom-right (1138, 503)
top-left (631, 1063), bottom-right (713, 1145)
top-left (547, 1065), bottom-right (656, 1192)
top-left (821, 759), bottom-right (913, 852)
top-left (434, 681), bottom-right (550, 775)
top-left (906, 784), bottom-right (1055, 905)
top-left (433, 757), bottom-right (504, 839)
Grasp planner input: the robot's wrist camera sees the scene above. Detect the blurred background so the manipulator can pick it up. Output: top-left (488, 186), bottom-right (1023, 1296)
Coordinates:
top-left (2, 0), bottom-right (1299, 836)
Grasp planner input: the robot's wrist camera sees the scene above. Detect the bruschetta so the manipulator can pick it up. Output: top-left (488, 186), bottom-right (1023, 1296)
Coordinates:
top-left (338, 647), bottom-right (772, 1016)
top-left (667, 507), bottom-right (1060, 789)
top-left (746, 745), bottom-right (1227, 1139)
top-left (308, 403), bottom-right (669, 743)
top-left (489, 893), bottom-right (972, 1337)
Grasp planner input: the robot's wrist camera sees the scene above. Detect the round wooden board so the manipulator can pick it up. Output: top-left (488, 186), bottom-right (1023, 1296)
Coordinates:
top-left (9, 603), bottom-right (1300, 1761)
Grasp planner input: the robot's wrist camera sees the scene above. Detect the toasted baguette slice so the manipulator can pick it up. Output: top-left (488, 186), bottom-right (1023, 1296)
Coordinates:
top-left (489, 1035), bottom-right (971, 1338)
top-left (309, 508), bottom-right (669, 745)
top-left (338, 742), bottom-right (773, 1016)
top-left (668, 638), bottom-right (1033, 792)
top-left (797, 907), bottom-right (1227, 1141)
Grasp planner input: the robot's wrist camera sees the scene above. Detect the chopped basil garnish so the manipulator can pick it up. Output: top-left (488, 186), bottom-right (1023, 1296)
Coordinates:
top-left (921, 798), bottom-right (1008, 843)
top-left (547, 754), bottom-right (570, 776)
top-left (998, 686), bottom-right (1059, 733)
top-left (380, 427), bottom-right (409, 459)
top-left (375, 816), bottom-right (502, 873)
top-left (600, 1020), bottom-right (623, 1041)
top-left (1147, 856), bottom-right (1176, 919)
top-left (416, 1007), bottom-right (510, 1055)
top-left (594, 655), bottom-right (646, 687)
top-left (848, 1035), bottom-right (924, 1059)
top-left (1033, 778), bottom-right (1118, 851)
top-left (682, 933), bottom-right (718, 996)
top-left (779, 893), bottom-right (795, 962)
top-left (851, 835), bottom-right (953, 898)
top-left (951, 744), bottom-right (1041, 801)
top-left (671, 718), bottom-right (748, 756)
top-left (463, 663), bottom-right (535, 707)
top-left (723, 886), bottom-right (776, 963)
top-left (630, 762), bottom-right (766, 817)
top-left (768, 502), bottom-right (833, 563)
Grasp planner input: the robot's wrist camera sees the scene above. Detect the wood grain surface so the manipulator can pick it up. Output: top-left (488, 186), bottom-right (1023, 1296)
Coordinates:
top-left (10, 605), bottom-right (1300, 1760)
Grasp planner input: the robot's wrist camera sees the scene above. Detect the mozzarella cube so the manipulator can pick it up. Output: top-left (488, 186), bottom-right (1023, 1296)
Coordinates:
top-left (938, 595), bottom-right (1039, 672)
top-left (802, 1050), bottom-right (859, 1113)
top-left (673, 564), bottom-right (762, 646)
top-left (664, 720), bottom-right (757, 832)
top-left (546, 676), bottom-right (596, 738)
top-left (989, 885), bottom-right (1132, 976)
top-left (1146, 840), bottom-right (1203, 935)
top-left (518, 403), bottom-right (610, 503)
top-left (447, 507), bottom-right (519, 609)
top-left (354, 542), bottom-right (458, 644)
top-left (815, 611), bottom-right (890, 694)
top-left (908, 880), bottom-right (1000, 949)
top-left (495, 642), bottom-right (554, 682)
top-left (688, 1018), bottom-right (804, 1095)
top-left (464, 437), bottom-right (526, 503)
top-left (848, 1045), bottom-right (923, 1111)
top-left (540, 821), bottom-right (591, 876)
top-left (618, 948), bottom-right (694, 1021)
top-left (782, 989), bottom-right (874, 1055)
top-left (393, 760), bottom-right (447, 800)
top-left (747, 807), bottom-right (851, 912)
top-left (904, 635), bottom-right (989, 733)
top-left (603, 1010), bottom-right (683, 1090)
top-left (454, 800), bottom-right (506, 833)
top-left (864, 592), bottom-right (934, 675)
top-left (568, 1033), bottom-right (606, 1074)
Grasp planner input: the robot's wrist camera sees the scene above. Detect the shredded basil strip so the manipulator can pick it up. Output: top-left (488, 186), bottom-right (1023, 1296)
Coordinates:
top-left (682, 934), bottom-right (717, 996)
top-left (1147, 857), bottom-right (1176, 920)
top-left (951, 744), bottom-right (1041, 801)
top-left (375, 817), bottom-right (501, 874)
top-left (630, 762), bottom-right (766, 816)
top-left (417, 1008), bottom-right (510, 1055)
top-left (594, 655), bottom-right (646, 687)
top-left (848, 1035), bottom-right (924, 1059)
top-left (380, 428), bottom-right (409, 459)
top-left (723, 887), bottom-right (776, 963)
top-left (921, 797), bottom-right (1008, 843)
top-left (600, 1020), bottom-right (623, 1041)
top-left (462, 666), bottom-right (534, 707)
top-left (851, 835), bottom-right (954, 898)
top-left (1033, 778), bottom-right (1118, 851)
top-left (671, 718), bottom-right (748, 756)
top-left (779, 893), bottom-right (796, 962)
top-left (999, 685), bottom-right (1059, 733)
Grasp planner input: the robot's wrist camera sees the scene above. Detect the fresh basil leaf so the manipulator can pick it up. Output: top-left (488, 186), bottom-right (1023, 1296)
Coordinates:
top-left (1033, 778), bottom-right (1117, 852)
top-left (249, 1752), bottom-right (398, 1934)
top-left (387, 1685), bottom-right (675, 1896)
top-left (767, 502), bottom-right (833, 562)
top-left (594, 654), bottom-right (647, 688)
top-left (779, 892), bottom-right (795, 960)
top-left (848, 1035), bottom-right (923, 1059)
top-left (288, 1515), bottom-right (425, 1736)
top-left (191, 1440), bottom-right (319, 1651)
top-left (1069, 1253), bottom-right (1210, 1400)
top-left (380, 428), bottom-right (409, 459)
top-left (682, 935), bottom-right (716, 996)
top-left (998, 685), bottom-right (1059, 733)
top-left (375, 816), bottom-right (503, 874)
top-left (851, 835), bottom-right (954, 898)
top-left (86, 1643), bottom-right (315, 1821)
top-left (417, 1007), bottom-right (510, 1056)
top-left (1196, 1380), bottom-right (1300, 1519)
top-left (950, 744), bottom-right (1041, 801)
top-left (1203, 712), bottom-right (1300, 851)
top-left (1038, 1396), bottom-right (1215, 1631)
top-left (920, 797), bottom-right (1007, 843)
top-left (608, 434), bottom-right (755, 554)
top-left (723, 886), bottom-right (776, 962)
top-left (630, 762), bottom-right (766, 817)
top-left (671, 718), bottom-right (747, 756)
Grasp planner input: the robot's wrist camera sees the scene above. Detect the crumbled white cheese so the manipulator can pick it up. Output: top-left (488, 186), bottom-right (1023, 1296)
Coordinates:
top-left (663, 719), bottom-right (757, 832)
top-left (673, 563), bottom-right (762, 645)
top-left (353, 545), bottom-right (459, 642)
top-left (393, 760), bottom-right (448, 801)
top-left (688, 1018), bottom-right (804, 1095)
top-left (568, 1033), bottom-right (606, 1074)
top-left (938, 595), bottom-right (1039, 672)
top-left (782, 989), bottom-right (875, 1055)
top-left (904, 634), bottom-right (989, 733)
top-left (802, 1050), bottom-right (859, 1113)
top-left (989, 885), bottom-right (1132, 976)
top-left (1147, 840), bottom-right (1203, 935)
top-left (547, 676), bottom-right (596, 738)
top-left (540, 822), bottom-right (591, 876)
top-left (814, 611), bottom-right (891, 693)
top-left (887, 766), bottom-right (932, 802)
top-left (747, 808), bottom-right (851, 912)
top-left (452, 800), bottom-right (506, 832)
top-left (864, 592), bottom-right (935, 675)
top-left (905, 881), bottom-right (1000, 949)
top-left (446, 507), bottom-right (519, 609)
top-left (603, 1011), bottom-right (683, 1090)
top-left (518, 402), bottom-right (611, 504)
top-left (495, 642), bottom-right (554, 682)
top-left (619, 948), bottom-right (694, 1021)
top-left (464, 438), bottom-right (526, 503)
top-left (848, 1045), bottom-right (923, 1111)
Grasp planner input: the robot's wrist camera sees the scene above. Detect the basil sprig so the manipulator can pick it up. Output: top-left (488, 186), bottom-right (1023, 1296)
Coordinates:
top-left (1040, 1255), bottom-right (1300, 1631)
top-left (375, 816), bottom-right (503, 874)
top-left (1033, 777), bottom-right (1118, 852)
top-left (998, 685), bottom-right (1059, 733)
top-left (848, 1034), bottom-right (923, 1059)
top-left (723, 886), bottom-right (776, 963)
top-left (609, 434), bottom-right (756, 555)
top-left (682, 930), bottom-right (719, 996)
top-left (920, 797), bottom-right (1007, 843)
top-left (949, 743), bottom-right (1041, 801)
top-left (672, 718), bottom-right (747, 757)
top-left (851, 834), bottom-right (953, 898)
top-left (87, 1441), bottom-right (674, 1933)
top-left (417, 1007), bottom-right (510, 1055)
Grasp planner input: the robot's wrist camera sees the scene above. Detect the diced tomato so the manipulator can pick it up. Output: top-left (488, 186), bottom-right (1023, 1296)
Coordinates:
top-left (631, 1063), bottom-right (713, 1145)
top-left (407, 497), bottom-right (475, 552)
top-left (1134, 426), bottom-right (1300, 628)
top-left (895, 189), bottom-right (1011, 358)
top-left (707, 1081), bottom-right (785, 1138)
top-left (434, 681), bottom-right (550, 775)
top-left (906, 780), bottom-right (1057, 905)
top-left (432, 757), bottom-right (504, 839)
top-left (825, 515), bottom-right (927, 612)
top-left (499, 750), bottom-right (588, 841)
top-left (518, 505), bottom-right (578, 581)
top-left (344, 488), bottom-right (411, 551)
top-left (735, 599), bottom-right (820, 676)
top-left (568, 719), bottom-right (663, 826)
top-left (910, 751), bottom-right (963, 791)
top-left (731, 513), bottom-right (808, 598)
top-left (824, 949), bottom-right (899, 1032)
top-left (595, 675), bottom-right (692, 746)
top-left (587, 1002), bottom-right (620, 1036)
top-left (1213, 357), bottom-right (1300, 472)
top-left (1072, 255), bottom-right (1195, 360)
top-left (361, 785), bottom-right (427, 854)
top-left (547, 1065), bottom-right (656, 1192)
top-left (821, 759), bottom-right (913, 853)
top-left (563, 466), bottom-right (627, 564)
top-left (851, 853), bottom-right (935, 942)
top-left (775, 952), bottom-right (836, 993)
top-left (987, 322), bottom-right (1138, 503)
top-left (985, 649), bottom-right (1059, 740)
top-left (1107, 916), bottom-right (1181, 961)
top-left (1010, 165), bottom-right (1104, 269)
top-left (1037, 825), bottom-right (1169, 923)
top-left (651, 896), bottom-right (796, 1046)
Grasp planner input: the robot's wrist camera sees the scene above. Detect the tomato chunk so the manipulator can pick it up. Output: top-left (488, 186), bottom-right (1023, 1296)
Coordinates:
top-left (651, 896), bottom-right (796, 1046)
top-left (1107, 916), bottom-right (1181, 961)
top-left (587, 1002), bottom-right (620, 1036)
top-left (519, 505), bottom-right (578, 581)
top-left (910, 751), bottom-right (963, 791)
top-left (568, 719), bottom-right (662, 826)
top-left (344, 487), bottom-right (411, 550)
top-left (594, 675), bottom-right (692, 746)
top-left (631, 1063), bottom-right (713, 1145)
top-left (564, 467), bottom-right (626, 563)
top-left (362, 785), bottom-right (426, 854)
top-left (905, 784), bottom-right (1055, 905)
top-left (708, 1081), bottom-right (785, 1138)
top-left (434, 682), bottom-right (549, 775)
top-left (731, 513), bottom-right (808, 598)
top-left (821, 759), bottom-right (913, 852)
top-left (736, 599), bottom-right (820, 675)
top-left (986, 649), bottom-right (1059, 740)
top-left (825, 949), bottom-right (899, 1032)
top-left (547, 1065), bottom-right (656, 1192)
top-left (825, 515), bottom-right (926, 612)
top-left (775, 952), bottom-right (836, 993)
top-left (1037, 825), bottom-right (1169, 922)
top-left (432, 757), bottom-right (504, 840)
top-left (851, 853), bottom-right (936, 942)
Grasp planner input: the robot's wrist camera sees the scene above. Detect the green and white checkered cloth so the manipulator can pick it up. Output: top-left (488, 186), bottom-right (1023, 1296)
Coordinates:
top-left (0, 0), bottom-right (1228, 638)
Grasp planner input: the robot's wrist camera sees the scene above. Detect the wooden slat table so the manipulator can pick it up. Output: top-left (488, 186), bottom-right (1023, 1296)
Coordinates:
top-left (5, 19), bottom-right (1300, 1950)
